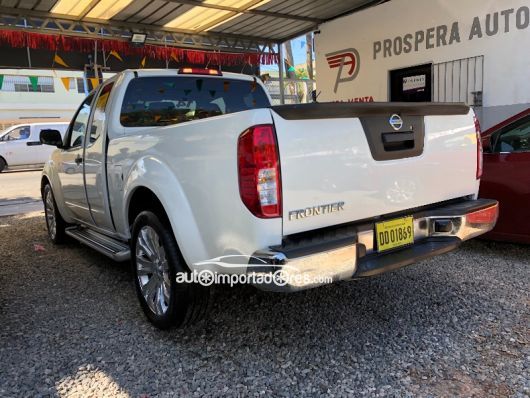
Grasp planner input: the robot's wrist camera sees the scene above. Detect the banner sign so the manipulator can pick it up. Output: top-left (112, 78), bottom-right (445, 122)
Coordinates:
top-left (403, 75), bottom-right (426, 92)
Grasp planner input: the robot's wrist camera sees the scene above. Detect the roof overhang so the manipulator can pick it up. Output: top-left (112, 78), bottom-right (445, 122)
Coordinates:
top-left (0, 0), bottom-right (387, 53)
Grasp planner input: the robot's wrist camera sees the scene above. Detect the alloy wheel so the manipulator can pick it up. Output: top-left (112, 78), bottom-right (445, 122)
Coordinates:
top-left (135, 226), bottom-right (171, 316)
top-left (45, 190), bottom-right (57, 240)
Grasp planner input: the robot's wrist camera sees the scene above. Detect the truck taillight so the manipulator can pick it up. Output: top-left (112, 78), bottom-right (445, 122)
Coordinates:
top-left (474, 115), bottom-right (483, 179)
top-left (237, 125), bottom-right (282, 218)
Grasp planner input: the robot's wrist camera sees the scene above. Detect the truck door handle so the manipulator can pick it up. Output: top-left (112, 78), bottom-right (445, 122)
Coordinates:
top-left (382, 132), bottom-right (415, 151)
top-left (75, 155), bottom-right (83, 165)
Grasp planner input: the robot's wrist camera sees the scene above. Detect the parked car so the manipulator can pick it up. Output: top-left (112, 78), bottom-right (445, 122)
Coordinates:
top-left (0, 122), bottom-right (69, 172)
top-left (479, 108), bottom-right (530, 244)
top-left (40, 68), bottom-right (498, 329)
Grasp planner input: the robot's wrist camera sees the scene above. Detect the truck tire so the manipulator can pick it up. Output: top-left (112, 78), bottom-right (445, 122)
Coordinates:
top-left (43, 184), bottom-right (68, 244)
top-left (0, 157), bottom-right (6, 173)
top-left (131, 210), bottom-right (210, 329)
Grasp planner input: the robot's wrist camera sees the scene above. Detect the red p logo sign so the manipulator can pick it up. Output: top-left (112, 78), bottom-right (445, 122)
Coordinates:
top-left (326, 48), bottom-right (360, 93)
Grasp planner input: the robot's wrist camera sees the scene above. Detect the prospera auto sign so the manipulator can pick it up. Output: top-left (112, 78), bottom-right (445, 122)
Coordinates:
top-left (373, 5), bottom-right (529, 60)
top-left (323, 4), bottom-right (529, 95)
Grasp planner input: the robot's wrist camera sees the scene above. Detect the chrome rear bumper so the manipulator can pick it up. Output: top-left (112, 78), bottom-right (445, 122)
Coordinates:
top-left (250, 199), bottom-right (499, 292)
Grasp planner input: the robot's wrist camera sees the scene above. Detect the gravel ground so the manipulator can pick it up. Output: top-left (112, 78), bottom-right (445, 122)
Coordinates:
top-left (0, 214), bottom-right (528, 397)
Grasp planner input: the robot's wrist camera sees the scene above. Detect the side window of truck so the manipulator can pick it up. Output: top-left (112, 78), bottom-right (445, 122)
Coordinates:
top-left (67, 94), bottom-right (94, 148)
top-left (120, 76), bottom-right (270, 127)
top-left (493, 116), bottom-right (530, 153)
top-left (4, 126), bottom-right (30, 141)
top-left (88, 82), bottom-right (114, 146)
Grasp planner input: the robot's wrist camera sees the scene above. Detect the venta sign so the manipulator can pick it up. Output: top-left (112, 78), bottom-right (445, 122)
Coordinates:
top-left (373, 5), bottom-right (530, 60)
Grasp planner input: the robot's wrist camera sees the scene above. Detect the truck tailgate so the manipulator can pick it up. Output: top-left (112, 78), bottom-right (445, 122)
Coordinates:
top-left (271, 103), bottom-right (479, 236)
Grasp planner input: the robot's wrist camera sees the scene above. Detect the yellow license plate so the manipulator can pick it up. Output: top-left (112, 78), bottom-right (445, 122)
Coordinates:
top-left (375, 216), bottom-right (414, 252)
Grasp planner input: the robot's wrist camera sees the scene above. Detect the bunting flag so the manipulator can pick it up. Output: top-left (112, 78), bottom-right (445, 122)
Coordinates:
top-left (0, 30), bottom-right (279, 66)
top-left (60, 77), bottom-right (71, 91)
top-left (0, 75), bottom-right (3, 90)
top-left (140, 56), bottom-right (146, 68)
top-left (28, 76), bottom-right (38, 92)
top-left (109, 50), bottom-right (123, 62)
top-left (89, 78), bottom-right (100, 89)
top-left (53, 54), bottom-right (69, 68)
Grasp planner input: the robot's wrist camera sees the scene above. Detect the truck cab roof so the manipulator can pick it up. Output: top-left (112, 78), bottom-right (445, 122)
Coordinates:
top-left (120, 68), bottom-right (258, 82)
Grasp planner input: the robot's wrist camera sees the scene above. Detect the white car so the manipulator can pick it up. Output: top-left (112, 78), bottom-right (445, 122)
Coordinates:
top-left (40, 68), bottom-right (498, 329)
top-left (0, 122), bottom-right (69, 172)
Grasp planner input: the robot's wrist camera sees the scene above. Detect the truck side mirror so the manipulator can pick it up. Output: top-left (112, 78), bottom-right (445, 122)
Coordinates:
top-left (40, 129), bottom-right (63, 148)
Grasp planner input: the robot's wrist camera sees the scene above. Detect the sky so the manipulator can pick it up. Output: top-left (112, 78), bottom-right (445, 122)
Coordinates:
top-left (261, 35), bottom-right (311, 72)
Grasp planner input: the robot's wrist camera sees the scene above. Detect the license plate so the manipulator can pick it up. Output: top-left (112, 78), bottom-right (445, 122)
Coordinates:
top-left (375, 216), bottom-right (414, 252)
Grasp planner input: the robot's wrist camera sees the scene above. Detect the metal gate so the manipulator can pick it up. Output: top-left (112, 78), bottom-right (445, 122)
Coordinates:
top-left (433, 55), bottom-right (484, 107)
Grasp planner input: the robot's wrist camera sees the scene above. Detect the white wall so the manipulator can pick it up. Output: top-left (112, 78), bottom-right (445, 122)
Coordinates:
top-left (0, 69), bottom-right (114, 129)
top-left (315, 0), bottom-right (530, 129)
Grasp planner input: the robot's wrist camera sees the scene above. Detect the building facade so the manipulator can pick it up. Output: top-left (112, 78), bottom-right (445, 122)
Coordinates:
top-left (315, 0), bottom-right (530, 129)
top-left (0, 69), bottom-right (114, 131)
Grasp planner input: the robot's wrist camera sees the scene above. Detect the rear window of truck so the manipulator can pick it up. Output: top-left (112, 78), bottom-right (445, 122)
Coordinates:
top-left (120, 76), bottom-right (270, 127)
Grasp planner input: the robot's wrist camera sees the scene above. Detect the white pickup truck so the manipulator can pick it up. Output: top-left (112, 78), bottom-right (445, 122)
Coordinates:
top-left (0, 122), bottom-right (68, 172)
top-left (41, 68), bottom-right (498, 329)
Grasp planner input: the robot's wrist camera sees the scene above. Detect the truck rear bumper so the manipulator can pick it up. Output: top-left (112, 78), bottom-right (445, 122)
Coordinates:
top-left (250, 199), bottom-right (498, 292)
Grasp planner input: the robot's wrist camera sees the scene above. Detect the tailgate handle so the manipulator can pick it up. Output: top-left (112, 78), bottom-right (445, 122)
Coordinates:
top-left (382, 132), bottom-right (415, 152)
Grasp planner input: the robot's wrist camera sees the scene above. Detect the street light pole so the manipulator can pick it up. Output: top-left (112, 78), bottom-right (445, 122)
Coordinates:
top-left (278, 41), bottom-right (285, 105)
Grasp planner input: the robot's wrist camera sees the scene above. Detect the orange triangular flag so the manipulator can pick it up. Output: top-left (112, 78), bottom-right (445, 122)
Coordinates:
top-left (170, 52), bottom-right (178, 63)
top-left (140, 56), bottom-right (146, 68)
top-left (54, 54), bottom-right (69, 68)
top-left (60, 77), bottom-right (70, 91)
top-left (89, 78), bottom-right (100, 89)
top-left (110, 50), bottom-right (123, 62)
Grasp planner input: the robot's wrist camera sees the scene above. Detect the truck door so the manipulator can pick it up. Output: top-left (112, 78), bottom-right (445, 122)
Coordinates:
top-left (481, 114), bottom-right (530, 239)
top-left (0, 125), bottom-right (31, 166)
top-left (59, 94), bottom-right (94, 222)
top-left (84, 82), bottom-right (115, 232)
top-left (27, 125), bottom-right (52, 165)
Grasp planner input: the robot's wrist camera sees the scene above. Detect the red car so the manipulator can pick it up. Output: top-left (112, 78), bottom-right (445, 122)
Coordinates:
top-left (479, 108), bottom-right (530, 244)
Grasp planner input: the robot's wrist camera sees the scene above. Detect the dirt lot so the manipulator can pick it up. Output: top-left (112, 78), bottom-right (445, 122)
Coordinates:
top-left (0, 213), bottom-right (528, 397)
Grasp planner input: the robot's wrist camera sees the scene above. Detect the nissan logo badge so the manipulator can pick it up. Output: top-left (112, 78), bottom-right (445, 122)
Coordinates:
top-left (389, 114), bottom-right (403, 131)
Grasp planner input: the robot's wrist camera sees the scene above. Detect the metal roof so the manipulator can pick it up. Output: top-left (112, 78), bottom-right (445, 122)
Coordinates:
top-left (0, 0), bottom-right (385, 51)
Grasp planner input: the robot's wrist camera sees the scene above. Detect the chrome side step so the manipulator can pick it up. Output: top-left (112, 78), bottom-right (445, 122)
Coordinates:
top-left (66, 226), bottom-right (130, 262)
